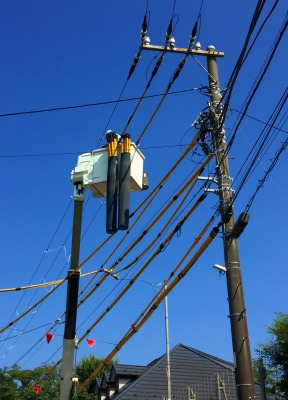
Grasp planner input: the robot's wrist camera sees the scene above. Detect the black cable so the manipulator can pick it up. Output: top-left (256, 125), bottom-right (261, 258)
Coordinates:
top-left (231, 108), bottom-right (288, 134)
top-left (242, 0), bottom-right (280, 64)
top-left (233, 88), bottom-right (288, 185)
top-left (233, 88), bottom-right (288, 204)
top-left (1, 198), bottom-right (72, 349)
top-left (0, 321), bottom-right (63, 343)
top-left (246, 135), bottom-right (288, 211)
top-left (0, 87), bottom-right (200, 118)
top-left (0, 143), bottom-right (194, 159)
top-left (221, 0), bottom-right (268, 119)
top-left (225, 13), bottom-right (287, 155)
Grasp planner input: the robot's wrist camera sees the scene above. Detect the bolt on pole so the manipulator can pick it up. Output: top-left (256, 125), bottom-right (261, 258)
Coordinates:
top-left (60, 184), bottom-right (84, 400)
top-left (206, 46), bottom-right (255, 400)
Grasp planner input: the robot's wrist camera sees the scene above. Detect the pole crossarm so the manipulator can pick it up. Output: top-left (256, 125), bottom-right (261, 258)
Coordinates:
top-left (141, 44), bottom-right (224, 57)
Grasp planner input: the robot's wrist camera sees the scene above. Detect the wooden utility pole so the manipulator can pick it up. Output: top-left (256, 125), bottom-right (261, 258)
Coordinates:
top-left (60, 183), bottom-right (84, 400)
top-left (206, 46), bottom-right (255, 400)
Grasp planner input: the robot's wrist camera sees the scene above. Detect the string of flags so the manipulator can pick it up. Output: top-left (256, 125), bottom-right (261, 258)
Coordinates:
top-left (45, 333), bottom-right (96, 348)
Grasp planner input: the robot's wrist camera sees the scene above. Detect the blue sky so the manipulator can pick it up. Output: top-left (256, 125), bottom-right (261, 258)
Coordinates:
top-left (0, 0), bottom-right (287, 375)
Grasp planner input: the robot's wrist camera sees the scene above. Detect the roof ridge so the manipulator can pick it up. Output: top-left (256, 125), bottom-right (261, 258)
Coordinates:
top-left (178, 343), bottom-right (234, 369)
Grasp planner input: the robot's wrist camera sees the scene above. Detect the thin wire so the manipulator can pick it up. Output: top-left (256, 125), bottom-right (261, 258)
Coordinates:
top-left (230, 108), bottom-right (288, 134)
top-left (77, 223), bottom-right (221, 394)
top-left (0, 88), bottom-right (201, 118)
top-left (230, 108), bottom-right (288, 210)
top-left (225, 13), bottom-right (287, 154)
top-left (246, 136), bottom-right (288, 211)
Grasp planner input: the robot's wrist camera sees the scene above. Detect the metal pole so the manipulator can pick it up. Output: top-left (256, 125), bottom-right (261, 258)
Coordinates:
top-left (60, 184), bottom-right (84, 400)
top-left (164, 284), bottom-right (172, 400)
top-left (206, 46), bottom-right (255, 400)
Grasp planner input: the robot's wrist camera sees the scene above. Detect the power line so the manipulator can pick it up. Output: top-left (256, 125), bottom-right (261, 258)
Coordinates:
top-left (230, 108), bottom-right (288, 134)
top-left (0, 88), bottom-right (201, 118)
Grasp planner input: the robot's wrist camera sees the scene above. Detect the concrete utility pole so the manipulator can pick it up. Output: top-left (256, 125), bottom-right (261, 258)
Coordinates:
top-left (206, 46), bottom-right (255, 400)
top-left (60, 183), bottom-right (84, 400)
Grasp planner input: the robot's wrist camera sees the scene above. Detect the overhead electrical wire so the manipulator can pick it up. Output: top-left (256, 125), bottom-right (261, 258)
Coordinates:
top-left (77, 222), bottom-right (222, 394)
top-left (76, 194), bottom-right (211, 346)
top-left (246, 110), bottom-right (288, 180)
top-left (70, 154), bottom-right (213, 323)
top-left (79, 184), bottom-right (209, 327)
top-left (242, 0), bottom-right (280, 64)
top-left (0, 269), bottom-right (103, 293)
top-left (233, 88), bottom-right (288, 186)
top-left (11, 0), bottom-right (276, 378)
top-left (0, 199), bottom-right (74, 362)
top-left (33, 144), bottom-right (212, 383)
top-left (96, 10), bottom-right (149, 148)
top-left (34, 211), bottom-right (217, 388)
top-left (233, 87), bottom-right (288, 204)
top-left (230, 108), bottom-right (288, 134)
top-left (135, 19), bottom-right (198, 145)
top-left (131, 216), bottom-right (215, 328)
top-left (75, 132), bottom-right (201, 298)
top-left (0, 194), bottom-right (100, 360)
top-left (245, 134), bottom-right (288, 211)
top-left (121, 20), bottom-right (173, 136)
top-left (0, 87), bottom-right (201, 119)
top-left (199, 10), bottom-right (288, 207)
top-left (1, 131), bottom-right (200, 357)
top-left (220, 0), bottom-right (270, 125)
top-left (231, 108), bottom-right (288, 208)
top-left (76, 157), bottom-right (212, 312)
top-left (0, 321), bottom-right (63, 343)
top-left (225, 12), bottom-right (287, 154)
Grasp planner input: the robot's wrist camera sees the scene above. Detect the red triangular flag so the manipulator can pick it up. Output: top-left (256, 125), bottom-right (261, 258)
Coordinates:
top-left (87, 339), bottom-right (95, 348)
top-left (46, 333), bottom-right (54, 344)
top-left (34, 385), bottom-right (42, 394)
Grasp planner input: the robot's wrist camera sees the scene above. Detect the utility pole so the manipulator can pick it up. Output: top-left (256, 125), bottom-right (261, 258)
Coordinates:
top-left (60, 183), bottom-right (84, 400)
top-left (206, 46), bottom-right (255, 400)
top-left (164, 283), bottom-right (172, 400)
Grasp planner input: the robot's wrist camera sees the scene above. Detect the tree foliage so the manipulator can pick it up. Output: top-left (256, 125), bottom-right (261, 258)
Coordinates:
top-left (76, 354), bottom-right (115, 399)
top-left (0, 363), bottom-right (60, 399)
top-left (0, 355), bottom-right (115, 399)
top-left (256, 312), bottom-right (288, 396)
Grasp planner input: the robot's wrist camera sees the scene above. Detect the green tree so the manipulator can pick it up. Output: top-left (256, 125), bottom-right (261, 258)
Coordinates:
top-left (0, 356), bottom-right (114, 399)
top-left (75, 354), bottom-right (115, 400)
top-left (0, 366), bottom-right (19, 399)
top-left (256, 312), bottom-right (288, 396)
top-left (0, 363), bottom-right (60, 399)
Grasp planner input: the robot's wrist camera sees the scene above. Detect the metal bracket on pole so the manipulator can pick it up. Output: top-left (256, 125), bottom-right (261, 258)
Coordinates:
top-left (73, 183), bottom-right (85, 201)
top-left (198, 176), bottom-right (219, 195)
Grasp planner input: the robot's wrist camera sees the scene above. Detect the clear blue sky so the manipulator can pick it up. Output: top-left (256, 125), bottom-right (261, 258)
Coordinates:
top-left (0, 0), bottom-right (287, 374)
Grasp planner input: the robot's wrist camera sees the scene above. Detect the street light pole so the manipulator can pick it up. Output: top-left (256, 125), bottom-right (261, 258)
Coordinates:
top-left (206, 46), bottom-right (255, 400)
top-left (164, 284), bottom-right (172, 400)
top-left (60, 183), bottom-right (84, 400)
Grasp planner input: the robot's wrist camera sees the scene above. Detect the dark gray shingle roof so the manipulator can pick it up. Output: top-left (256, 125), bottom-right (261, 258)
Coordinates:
top-left (113, 364), bottom-right (149, 377)
top-left (110, 343), bottom-right (236, 399)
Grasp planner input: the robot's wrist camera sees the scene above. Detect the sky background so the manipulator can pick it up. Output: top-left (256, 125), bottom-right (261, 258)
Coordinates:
top-left (0, 0), bottom-right (287, 378)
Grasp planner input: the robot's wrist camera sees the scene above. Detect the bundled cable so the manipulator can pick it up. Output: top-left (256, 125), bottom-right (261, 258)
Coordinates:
top-left (106, 131), bottom-right (119, 234)
top-left (118, 134), bottom-right (131, 230)
top-left (77, 223), bottom-right (221, 394)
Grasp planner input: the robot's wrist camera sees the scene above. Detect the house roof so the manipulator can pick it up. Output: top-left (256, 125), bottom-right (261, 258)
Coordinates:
top-left (100, 344), bottom-right (285, 400)
top-left (110, 343), bottom-right (237, 400)
top-left (112, 364), bottom-right (149, 378)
